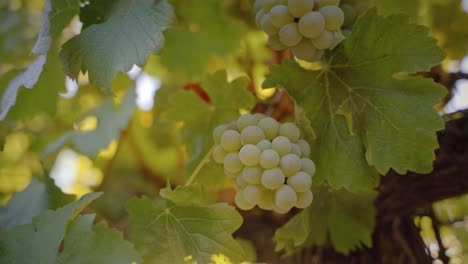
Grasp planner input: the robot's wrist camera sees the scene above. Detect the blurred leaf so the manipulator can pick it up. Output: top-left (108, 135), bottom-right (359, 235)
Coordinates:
top-left (159, 183), bottom-right (216, 206)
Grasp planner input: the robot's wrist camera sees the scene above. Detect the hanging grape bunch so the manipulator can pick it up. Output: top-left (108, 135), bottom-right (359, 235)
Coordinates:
top-left (212, 113), bottom-right (316, 214)
top-left (254, 0), bottom-right (347, 62)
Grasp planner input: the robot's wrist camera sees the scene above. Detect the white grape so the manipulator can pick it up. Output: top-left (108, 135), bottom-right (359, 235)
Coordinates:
top-left (258, 117), bottom-right (279, 140)
top-left (270, 5), bottom-right (294, 28)
top-left (262, 0), bottom-right (278, 11)
top-left (275, 184), bottom-right (297, 210)
top-left (243, 185), bottom-right (262, 204)
top-left (221, 130), bottom-right (242, 152)
top-left (241, 126), bottom-right (266, 145)
top-left (296, 189), bottom-right (313, 208)
top-left (213, 124), bottom-right (228, 144)
top-left (237, 114), bottom-right (258, 131)
top-left (279, 122), bottom-right (301, 142)
top-left (224, 153), bottom-right (243, 174)
top-left (225, 168), bottom-right (238, 179)
top-left (253, 113), bottom-right (266, 121)
top-left (297, 139), bottom-right (311, 157)
top-left (242, 166), bottom-right (262, 184)
top-left (259, 149), bottom-right (280, 169)
top-left (288, 0), bottom-right (315, 18)
top-left (261, 168), bottom-right (285, 190)
top-left (290, 144), bottom-right (302, 157)
top-left (273, 205), bottom-right (291, 214)
top-left (254, 0), bottom-right (266, 13)
top-left (236, 175), bottom-right (248, 189)
top-left (212, 145), bottom-right (227, 164)
top-left (301, 158), bottom-right (316, 176)
top-left (280, 153), bottom-right (302, 176)
top-left (258, 190), bottom-right (275, 210)
top-left (298, 11), bottom-right (325, 39)
top-left (291, 39), bottom-right (323, 62)
top-left (287, 171), bottom-right (312, 192)
top-left (257, 139), bottom-right (272, 151)
top-left (255, 9), bottom-right (266, 27)
top-left (318, 0), bottom-right (340, 7)
top-left (260, 13), bottom-right (279, 35)
top-left (268, 34), bottom-right (287, 51)
top-left (311, 30), bottom-right (333, 49)
top-left (278, 23), bottom-right (303, 47)
top-left (239, 144), bottom-right (261, 166)
top-left (319, 6), bottom-right (344, 31)
top-left (234, 191), bottom-right (255, 210)
top-left (340, 4), bottom-right (357, 27)
top-left (271, 136), bottom-right (292, 156)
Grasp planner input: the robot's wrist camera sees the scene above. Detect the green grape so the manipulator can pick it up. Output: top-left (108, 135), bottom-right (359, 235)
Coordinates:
top-left (279, 122), bottom-right (301, 142)
top-left (258, 190), bottom-right (275, 210)
top-left (279, 23), bottom-right (303, 47)
top-left (296, 189), bottom-right (313, 208)
top-left (258, 117), bottom-right (279, 140)
top-left (259, 149), bottom-right (280, 169)
top-left (297, 139), bottom-right (311, 157)
top-left (340, 4), bottom-right (357, 27)
top-left (253, 113), bottom-right (266, 121)
top-left (268, 34), bottom-right (287, 51)
top-left (280, 153), bottom-right (302, 176)
top-left (270, 5), bottom-right (294, 28)
top-left (290, 144), bottom-right (302, 157)
top-left (212, 145), bottom-right (227, 164)
top-left (225, 168), bottom-right (238, 179)
top-left (291, 39), bottom-right (322, 62)
top-left (288, 0), bottom-right (315, 18)
top-left (254, 0), bottom-right (266, 13)
top-left (275, 184), bottom-right (297, 210)
top-left (318, 0), bottom-right (340, 7)
top-left (237, 114), bottom-right (258, 131)
top-left (236, 174), bottom-right (248, 189)
top-left (234, 191), bottom-right (255, 210)
top-left (221, 130), bottom-right (242, 152)
top-left (255, 9), bottom-right (266, 27)
top-left (243, 185), bottom-right (262, 204)
top-left (298, 11), bottom-right (325, 39)
top-left (242, 166), bottom-right (262, 184)
top-left (213, 124), bottom-right (228, 144)
top-left (260, 13), bottom-right (279, 35)
top-left (287, 171), bottom-right (312, 192)
top-left (224, 152), bottom-right (243, 174)
top-left (271, 136), bottom-right (292, 156)
top-left (261, 168), bottom-right (285, 190)
top-left (301, 158), bottom-right (316, 176)
top-left (263, 0), bottom-right (279, 11)
top-left (319, 5), bottom-right (344, 31)
top-left (241, 126), bottom-right (266, 145)
top-left (257, 139), bottom-right (272, 151)
top-left (239, 144), bottom-right (261, 166)
top-left (311, 29), bottom-right (333, 49)
top-left (273, 205), bottom-right (291, 214)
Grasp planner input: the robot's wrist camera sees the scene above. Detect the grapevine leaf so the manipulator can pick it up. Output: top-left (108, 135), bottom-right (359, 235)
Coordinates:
top-left (126, 196), bottom-right (247, 264)
top-left (57, 214), bottom-right (142, 264)
top-left (42, 88), bottom-right (137, 158)
top-left (369, 0), bottom-right (420, 19)
top-left (274, 187), bottom-right (376, 254)
top-left (60, 0), bottom-right (174, 92)
top-left (0, 192), bottom-right (102, 263)
top-left (159, 184), bottom-right (216, 206)
top-left (264, 9), bottom-right (446, 190)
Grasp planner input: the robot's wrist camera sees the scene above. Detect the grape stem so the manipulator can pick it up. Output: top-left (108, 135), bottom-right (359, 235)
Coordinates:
top-left (185, 146), bottom-right (215, 186)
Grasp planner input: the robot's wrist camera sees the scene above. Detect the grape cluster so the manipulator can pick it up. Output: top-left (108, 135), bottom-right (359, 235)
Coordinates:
top-left (254, 0), bottom-right (346, 62)
top-left (212, 113), bottom-right (316, 214)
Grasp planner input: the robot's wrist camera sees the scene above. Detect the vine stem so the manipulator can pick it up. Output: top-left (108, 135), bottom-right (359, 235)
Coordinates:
top-left (185, 146), bottom-right (214, 186)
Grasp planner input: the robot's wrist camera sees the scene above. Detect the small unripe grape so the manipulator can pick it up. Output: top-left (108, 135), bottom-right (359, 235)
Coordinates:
top-left (255, 9), bottom-right (266, 27)
top-left (280, 153), bottom-right (302, 176)
top-left (242, 166), bottom-right (262, 184)
top-left (213, 145), bottom-right (227, 164)
top-left (275, 185), bottom-right (297, 210)
top-left (268, 34), bottom-right (287, 51)
top-left (258, 117), bottom-right (280, 140)
top-left (296, 189), bottom-right (313, 208)
top-left (243, 185), bottom-right (262, 204)
top-left (340, 4), bottom-right (357, 27)
top-left (258, 190), bottom-right (275, 210)
top-left (262, 0), bottom-right (278, 11)
top-left (287, 171), bottom-right (312, 192)
top-left (318, 0), bottom-right (340, 7)
top-left (260, 13), bottom-right (279, 35)
top-left (270, 5), bottom-right (294, 28)
top-left (253, 113), bottom-right (266, 121)
top-left (235, 191), bottom-right (255, 210)
top-left (311, 30), bottom-right (333, 50)
top-left (279, 122), bottom-right (301, 142)
top-left (257, 139), bottom-right (272, 151)
top-left (259, 149), bottom-right (280, 169)
top-left (239, 144), bottom-right (261, 166)
top-left (237, 114), bottom-right (258, 131)
top-left (319, 6), bottom-right (344, 31)
top-left (297, 139), bottom-right (311, 157)
top-left (298, 11), bottom-right (325, 39)
top-left (236, 175), bottom-right (248, 189)
top-left (291, 39), bottom-right (323, 62)
top-left (279, 23), bottom-right (303, 47)
top-left (288, 0), bottom-right (315, 18)
top-left (213, 124), bottom-right (228, 144)
top-left (221, 130), bottom-right (241, 152)
top-left (261, 168), bottom-right (285, 190)
top-left (224, 153), bottom-right (243, 174)
top-left (271, 136), bottom-right (291, 156)
top-left (301, 158), bottom-right (316, 176)
top-left (241, 126), bottom-right (266, 145)
top-left (290, 144), bottom-right (302, 157)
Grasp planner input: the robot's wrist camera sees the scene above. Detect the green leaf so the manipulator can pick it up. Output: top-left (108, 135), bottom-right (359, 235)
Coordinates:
top-left (274, 186), bottom-right (376, 254)
top-left (160, 184), bottom-right (216, 206)
top-left (263, 9), bottom-right (445, 190)
top-left (126, 196), bottom-right (247, 264)
top-left (57, 214), bottom-right (141, 264)
top-left (60, 0), bottom-right (174, 92)
top-left (0, 192), bottom-right (101, 263)
top-left (42, 88), bottom-right (137, 158)
top-left (369, 0), bottom-right (420, 19)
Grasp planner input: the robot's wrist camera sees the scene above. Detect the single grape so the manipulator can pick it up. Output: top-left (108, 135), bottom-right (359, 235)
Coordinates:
top-left (263, 0), bottom-right (278, 11)
top-left (318, 0), bottom-right (340, 7)
top-left (224, 152), bottom-right (243, 174)
top-left (270, 5), bottom-right (294, 28)
top-left (253, 0), bottom-right (266, 13)
top-left (259, 149), bottom-right (280, 169)
top-left (271, 136), bottom-right (292, 156)
top-left (319, 6), bottom-right (344, 31)
top-left (258, 117), bottom-right (279, 140)
top-left (236, 174), bottom-right (248, 189)
top-left (225, 168), bottom-right (238, 179)
top-left (296, 139), bottom-right (311, 157)
top-left (279, 23), bottom-right (303, 47)
top-left (213, 124), bottom-right (228, 144)
top-left (253, 113), bottom-right (266, 121)
top-left (296, 189), bottom-right (313, 208)
top-left (340, 4), bottom-right (357, 27)
top-left (257, 139), bottom-right (272, 151)
top-left (268, 34), bottom-right (287, 51)
top-left (298, 11), bottom-right (325, 39)
top-left (258, 190), bottom-right (275, 210)
top-left (291, 39), bottom-right (322, 62)
top-left (287, 171), bottom-right (312, 192)
top-left (237, 114), bottom-right (258, 131)
top-left (273, 205), bottom-right (291, 214)
top-left (279, 122), bottom-right (301, 142)
top-left (260, 13), bottom-right (279, 35)
top-left (290, 144), bottom-right (302, 157)
top-left (243, 185), bottom-right (262, 204)
top-left (275, 184), bottom-right (297, 210)
top-left (255, 9), bottom-right (266, 27)
top-left (301, 158), bottom-right (316, 176)
top-left (242, 166), bottom-right (262, 184)
top-left (221, 130), bottom-right (242, 152)
top-left (311, 29), bottom-right (333, 49)
top-left (239, 144), bottom-right (261, 166)
top-left (288, 0), bottom-right (315, 18)
top-left (280, 153), bottom-right (302, 176)
top-left (212, 145), bottom-right (227, 164)
top-left (261, 168), bottom-right (286, 190)
top-left (241, 126), bottom-right (266, 145)
top-left (234, 191), bottom-right (255, 210)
